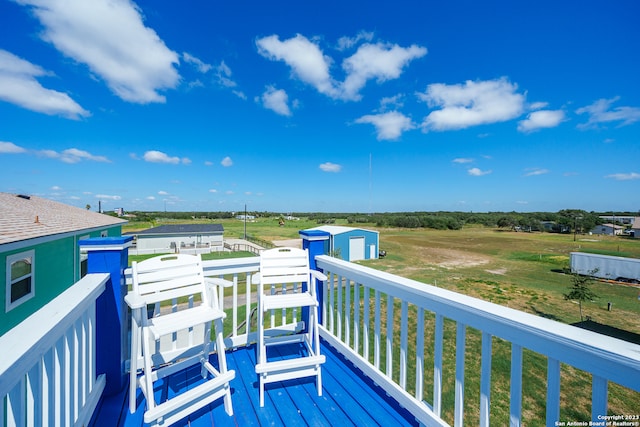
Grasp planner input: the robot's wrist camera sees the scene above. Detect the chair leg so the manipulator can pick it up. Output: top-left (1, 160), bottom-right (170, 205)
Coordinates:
top-left (141, 327), bottom-right (156, 411)
top-left (312, 305), bottom-right (322, 397)
top-left (129, 310), bottom-right (140, 413)
top-left (213, 317), bottom-right (234, 416)
top-left (257, 303), bottom-right (265, 407)
top-left (259, 374), bottom-right (265, 407)
top-left (201, 321), bottom-right (212, 379)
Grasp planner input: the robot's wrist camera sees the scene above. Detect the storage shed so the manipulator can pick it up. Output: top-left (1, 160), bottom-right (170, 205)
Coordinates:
top-left (307, 226), bottom-right (379, 261)
top-left (131, 224), bottom-right (224, 255)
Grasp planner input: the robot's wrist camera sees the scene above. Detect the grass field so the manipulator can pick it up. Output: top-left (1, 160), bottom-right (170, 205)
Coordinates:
top-left (124, 216), bottom-right (640, 333)
top-left (124, 216), bottom-right (640, 423)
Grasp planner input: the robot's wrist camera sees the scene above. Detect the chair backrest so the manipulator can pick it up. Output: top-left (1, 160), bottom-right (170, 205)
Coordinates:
top-left (132, 253), bottom-right (210, 310)
top-left (259, 247), bottom-right (311, 289)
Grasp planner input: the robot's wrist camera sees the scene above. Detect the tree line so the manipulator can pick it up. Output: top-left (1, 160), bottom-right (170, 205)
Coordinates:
top-left (345, 210), bottom-right (606, 232)
top-left (121, 209), bottom-right (639, 234)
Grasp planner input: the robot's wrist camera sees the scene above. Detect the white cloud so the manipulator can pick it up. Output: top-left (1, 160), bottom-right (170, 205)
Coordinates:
top-left (355, 111), bottom-right (414, 140)
top-left (319, 162), bottom-right (342, 172)
top-left (0, 141), bottom-right (27, 153)
top-left (378, 94), bottom-right (404, 112)
top-left (261, 85), bottom-right (292, 116)
top-left (605, 172), bottom-right (640, 181)
top-left (61, 148), bottom-right (109, 163)
top-left (0, 49), bottom-right (89, 118)
top-left (418, 78), bottom-right (525, 131)
top-left (157, 190), bottom-right (169, 195)
top-left (182, 52), bottom-right (212, 73)
top-left (256, 34), bottom-right (339, 98)
top-left (17, 0), bottom-right (180, 103)
top-left (143, 150), bottom-right (182, 164)
top-left (256, 34), bottom-right (425, 101)
top-left (232, 90), bottom-right (247, 100)
top-left (209, 189), bottom-right (218, 193)
top-left (453, 158), bottom-right (474, 164)
top-left (146, 196), bottom-right (155, 200)
top-left (576, 97), bottom-right (640, 129)
top-left (528, 101), bottom-right (548, 110)
top-left (336, 31), bottom-right (374, 51)
top-left (341, 42), bottom-right (427, 101)
top-left (214, 61), bottom-right (238, 88)
top-left (518, 110), bottom-right (565, 132)
top-left (221, 156), bottom-right (233, 167)
top-left (468, 167), bottom-right (491, 176)
top-left (95, 194), bottom-right (121, 200)
top-left (36, 147), bottom-right (109, 163)
top-left (524, 168), bottom-right (550, 176)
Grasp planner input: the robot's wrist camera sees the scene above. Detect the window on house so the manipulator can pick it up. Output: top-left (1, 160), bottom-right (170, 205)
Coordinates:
top-left (6, 250), bottom-right (35, 311)
top-left (79, 234), bottom-right (90, 278)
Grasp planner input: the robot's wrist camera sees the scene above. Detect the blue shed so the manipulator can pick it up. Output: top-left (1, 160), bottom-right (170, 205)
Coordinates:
top-left (307, 226), bottom-right (379, 261)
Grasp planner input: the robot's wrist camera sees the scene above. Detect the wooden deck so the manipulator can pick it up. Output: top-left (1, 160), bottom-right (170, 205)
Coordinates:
top-left (90, 340), bottom-right (419, 426)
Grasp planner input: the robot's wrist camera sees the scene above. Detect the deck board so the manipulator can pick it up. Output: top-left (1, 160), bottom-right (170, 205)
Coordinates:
top-left (90, 340), bottom-right (419, 426)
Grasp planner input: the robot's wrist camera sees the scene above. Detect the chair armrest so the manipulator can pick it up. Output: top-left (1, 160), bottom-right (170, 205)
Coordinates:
top-left (205, 277), bottom-right (233, 288)
top-left (124, 292), bottom-right (145, 309)
top-left (309, 270), bottom-right (327, 282)
top-left (251, 274), bottom-right (261, 285)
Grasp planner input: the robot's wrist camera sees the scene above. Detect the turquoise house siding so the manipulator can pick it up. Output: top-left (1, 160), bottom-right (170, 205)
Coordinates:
top-left (1, 224), bottom-right (123, 336)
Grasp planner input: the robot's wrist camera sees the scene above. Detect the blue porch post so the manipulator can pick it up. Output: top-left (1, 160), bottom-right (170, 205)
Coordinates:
top-left (300, 229), bottom-right (330, 324)
top-left (79, 236), bottom-right (133, 396)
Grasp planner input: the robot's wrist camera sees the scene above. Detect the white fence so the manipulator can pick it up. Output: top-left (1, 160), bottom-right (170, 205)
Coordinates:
top-left (315, 255), bottom-right (640, 427)
top-left (0, 273), bottom-right (109, 427)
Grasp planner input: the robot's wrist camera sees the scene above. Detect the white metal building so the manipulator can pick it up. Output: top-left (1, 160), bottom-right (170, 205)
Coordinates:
top-left (131, 224), bottom-right (224, 255)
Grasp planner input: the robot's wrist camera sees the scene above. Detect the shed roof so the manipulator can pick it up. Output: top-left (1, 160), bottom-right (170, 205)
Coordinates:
top-left (0, 193), bottom-right (126, 246)
top-left (310, 225), bottom-right (378, 235)
top-left (135, 224), bottom-right (224, 235)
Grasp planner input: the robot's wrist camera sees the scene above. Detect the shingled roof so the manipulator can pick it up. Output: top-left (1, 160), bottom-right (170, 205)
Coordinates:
top-left (0, 193), bottom-right (127, 246)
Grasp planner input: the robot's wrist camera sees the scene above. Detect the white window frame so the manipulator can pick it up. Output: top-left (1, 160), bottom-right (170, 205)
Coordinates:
top-left (6, 250), bottom-right (36, 312)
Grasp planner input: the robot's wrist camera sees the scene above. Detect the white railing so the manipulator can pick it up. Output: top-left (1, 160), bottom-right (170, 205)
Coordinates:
top-left (0, 273), bottom-right (109, 427)
top-left (202, 256), bottom-right (261, 348)
top-left (15, 253), bottom-right (636, 427)
top-left (315, 255), bottom-right (640, 427)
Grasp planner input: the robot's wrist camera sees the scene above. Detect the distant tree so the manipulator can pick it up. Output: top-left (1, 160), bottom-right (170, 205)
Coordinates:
top-left (496, 216), bottom-right (515, 229)
top-left (557, 209), bottom-right (600, 236)
top-left (86, 204), bottom-right (91, 210)
top-left (563, 268), bottom-right (599, 321)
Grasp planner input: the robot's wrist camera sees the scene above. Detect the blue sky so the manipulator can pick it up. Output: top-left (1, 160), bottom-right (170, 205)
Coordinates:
top-left (1, 0), bottom-right (639, 214)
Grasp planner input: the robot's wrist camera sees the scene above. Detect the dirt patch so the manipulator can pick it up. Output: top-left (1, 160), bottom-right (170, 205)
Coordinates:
top-left (272, 239), bottom-right (302, 248)
top-left (486, 268), bottom-right (508, 275)
top-left (416, 246), bottom-right (491, 269)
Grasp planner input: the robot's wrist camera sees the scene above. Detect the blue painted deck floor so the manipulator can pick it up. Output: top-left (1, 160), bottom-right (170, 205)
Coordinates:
top-left (91, 340), bottom-right (418, 426)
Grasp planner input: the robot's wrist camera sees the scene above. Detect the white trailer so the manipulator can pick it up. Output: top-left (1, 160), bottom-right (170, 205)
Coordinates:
top-left (570, 252), bottom-right (640, 283)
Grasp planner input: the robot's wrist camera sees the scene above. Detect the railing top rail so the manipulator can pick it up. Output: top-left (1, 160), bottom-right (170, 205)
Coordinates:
top-left (202, 256), bottom-right (260, 275)
top-left (125, 256), bottom-right (260, 284)
top-left (315, 255), bottom-right (640, 391)
top-left (0, 273), bottom-right (109, 396)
